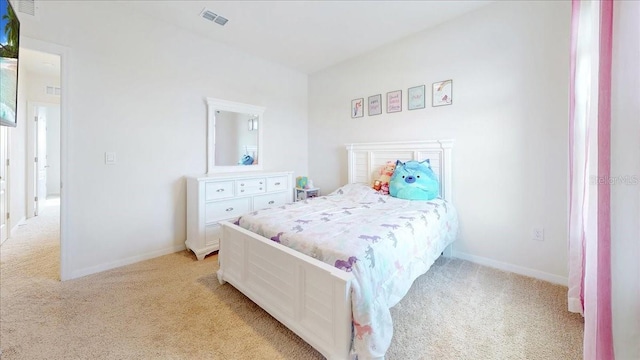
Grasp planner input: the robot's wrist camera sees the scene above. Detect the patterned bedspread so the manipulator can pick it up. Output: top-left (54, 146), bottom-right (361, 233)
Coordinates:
top-left (236, 183), bottom-right (458, 359)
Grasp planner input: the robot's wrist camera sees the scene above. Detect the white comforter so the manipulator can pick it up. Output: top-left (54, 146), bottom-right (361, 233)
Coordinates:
top-left (236, 183), bottom-right (458, 359)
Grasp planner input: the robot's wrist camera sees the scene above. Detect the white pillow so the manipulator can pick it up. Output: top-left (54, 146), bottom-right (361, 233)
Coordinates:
top-left (328, 183), bottom-right (376, 197)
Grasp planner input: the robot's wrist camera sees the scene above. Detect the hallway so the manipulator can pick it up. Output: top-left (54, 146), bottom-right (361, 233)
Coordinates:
top-left (0, 197), bottom-right (60, 281)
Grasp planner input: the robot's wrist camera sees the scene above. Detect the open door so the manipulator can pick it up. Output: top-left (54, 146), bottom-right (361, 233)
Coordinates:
top-left (34, 109), bottom-right (47, 216)
top-left (0, 127), bottom-right (8, 243)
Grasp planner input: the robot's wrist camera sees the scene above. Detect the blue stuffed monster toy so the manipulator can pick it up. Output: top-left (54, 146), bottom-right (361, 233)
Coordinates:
top-left (389, 160), bottom-right (440, 200)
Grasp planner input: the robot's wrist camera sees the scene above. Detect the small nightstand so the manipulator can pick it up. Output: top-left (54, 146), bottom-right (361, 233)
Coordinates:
top-left (295, 187), bottom-right (320, 201)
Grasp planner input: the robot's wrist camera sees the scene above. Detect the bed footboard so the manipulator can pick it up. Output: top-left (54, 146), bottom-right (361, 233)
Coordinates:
top-left (217, 221), bottom-right (354, 360)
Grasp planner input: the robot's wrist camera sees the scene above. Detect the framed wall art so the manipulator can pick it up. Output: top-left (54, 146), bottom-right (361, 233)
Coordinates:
top-left (386, 90), bottom-right (402, 113)
top-left (351, 98), bottom-right (364, 118)
top-left (368, 94), bottom-right (382, 116)
top-left (432, 80), bottom-right (453, 107)
top-left (0, 0), bottom-right (20, 128)
top-left (407, 85), bottom-right (425, 110)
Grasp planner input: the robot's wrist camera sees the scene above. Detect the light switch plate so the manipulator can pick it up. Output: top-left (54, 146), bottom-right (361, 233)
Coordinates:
top-left (105, 152), bottom-right (116, 165)
top-left (532, 227), bottom-right (544, 241)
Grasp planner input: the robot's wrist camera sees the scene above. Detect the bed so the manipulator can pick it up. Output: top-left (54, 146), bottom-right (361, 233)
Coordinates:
top-left (216, 140), bottom-right (457, 359)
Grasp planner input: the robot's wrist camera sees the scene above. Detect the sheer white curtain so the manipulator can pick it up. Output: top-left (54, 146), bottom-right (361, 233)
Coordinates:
top-left (610, 1), bottom-right (640, 359)
top-left (568, 0), bottom-right (614, 359)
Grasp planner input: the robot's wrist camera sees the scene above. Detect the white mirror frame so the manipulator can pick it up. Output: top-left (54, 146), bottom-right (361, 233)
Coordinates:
top-left (206, 97), bottom-right (265, 173)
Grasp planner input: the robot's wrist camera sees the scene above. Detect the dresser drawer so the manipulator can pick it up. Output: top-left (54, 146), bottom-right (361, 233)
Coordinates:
top-left (236, 178), bottom-right (266, 196)
top-left (238, 186), bottom-right (265, 196)
top-left (205, 224), bottom-right (221, 247)
top-left (267, 176), bottom-right (288, 192)
top-left (253, 191), bottom-right (289, 210)
top-left (205, 198), bottom-right (250, 223)
top-left (236, 178), bottom-right (265, 188)
top-left (205, 181), bottom-right (234, 200)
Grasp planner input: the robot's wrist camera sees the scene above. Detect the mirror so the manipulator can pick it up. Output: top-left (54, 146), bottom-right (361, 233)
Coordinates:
top-left (214, 110), bottom-right (258, 166)
top-left (206, 97), bottom-right (265, 173)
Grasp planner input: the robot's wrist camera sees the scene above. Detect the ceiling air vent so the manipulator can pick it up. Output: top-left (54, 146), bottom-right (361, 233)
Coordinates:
top-left (16, 0), bottom-right (38, 18)
top-left (214, 16), bottom-right (228, 26)
top-left (200, 8), bottom-right (228, 26)
top-left (45, 86), bottom-right (61, 96)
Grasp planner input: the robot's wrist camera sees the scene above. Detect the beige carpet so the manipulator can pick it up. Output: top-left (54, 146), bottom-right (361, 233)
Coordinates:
top-left (0, 200), bottom-right (583, 359)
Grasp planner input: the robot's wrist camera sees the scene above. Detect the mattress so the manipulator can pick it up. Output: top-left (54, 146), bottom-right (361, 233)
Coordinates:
top-left (236, 183), bottom-right (458, 359)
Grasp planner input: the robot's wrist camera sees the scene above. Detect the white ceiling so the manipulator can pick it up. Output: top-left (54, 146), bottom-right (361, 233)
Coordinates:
top-left (18, 1), bottom-right (492, 77)
top-left (123, 0), bottom-right (493, 74)
top-left (20, 47), bottom-right (60, 77)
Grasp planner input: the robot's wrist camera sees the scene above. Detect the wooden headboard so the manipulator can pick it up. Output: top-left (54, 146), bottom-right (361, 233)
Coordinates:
top-left (345, 140), bottom-right (454, 201)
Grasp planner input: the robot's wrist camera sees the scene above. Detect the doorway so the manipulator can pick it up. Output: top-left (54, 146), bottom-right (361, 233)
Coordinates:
top-left (18, 36), bottom-right (70, 280)
top-left (26, 102), bottom-right (60, 217)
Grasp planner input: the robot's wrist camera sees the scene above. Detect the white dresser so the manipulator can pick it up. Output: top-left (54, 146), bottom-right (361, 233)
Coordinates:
top-left (186, 171), bottom-right (294, 260)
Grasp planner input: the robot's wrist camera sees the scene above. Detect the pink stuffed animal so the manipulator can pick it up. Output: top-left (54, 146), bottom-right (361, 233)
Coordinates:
top-left (372, 161), bottom-right (396, 195)
top-left (378, 161), bottom-right (396, 184)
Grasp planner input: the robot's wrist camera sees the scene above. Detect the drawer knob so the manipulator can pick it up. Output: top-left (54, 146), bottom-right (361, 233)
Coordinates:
top-left (259, 188), bottom-right (263, 190)
top-left (217, 188), bottom-right (225, 192)
top-left (268, 200), bottom-right (275, 204)
top-left (275, 182), bottom-right (281, 185)
top-left (240, 183), bottom-right (244, 186)
top-left (226, 207), bottom-right (234, 212)
top-left (260, 182), bottom-right (263, 184)
top-left (241, 190), bottom-right (244, 192)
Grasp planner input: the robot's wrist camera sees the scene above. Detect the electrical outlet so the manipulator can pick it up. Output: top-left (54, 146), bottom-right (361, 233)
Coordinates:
top-left (532, 227), bottom-right (544, 241)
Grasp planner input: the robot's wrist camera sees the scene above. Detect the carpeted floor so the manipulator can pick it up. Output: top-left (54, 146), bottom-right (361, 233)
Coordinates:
top-left (0, 199), bottom-right (583, 359)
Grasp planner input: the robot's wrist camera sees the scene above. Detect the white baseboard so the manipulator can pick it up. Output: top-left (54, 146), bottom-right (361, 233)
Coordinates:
top-left (1, 217), bottom-right (26, 247)
top-left (66, 244), bottom-right (187, 280)
top-left (452, 250), bottom-right (568, 286)
top-left (9, 216), bottom-right (26, 237)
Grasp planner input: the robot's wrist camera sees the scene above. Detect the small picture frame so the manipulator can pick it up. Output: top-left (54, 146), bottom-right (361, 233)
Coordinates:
top-left (351, 98), bottom-right (364, 118)
top-left (386, 90), bottom-right (402, 113)
top-left (432, 80), bottom-right (453, 107)
top-left (368, 94), bottom-right (382, 116)
top-left (407, 85), bottom-right (425, 110)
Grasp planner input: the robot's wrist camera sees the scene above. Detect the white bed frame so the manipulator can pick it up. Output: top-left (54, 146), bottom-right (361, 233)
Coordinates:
top-left (217, 140), bottom-right (454, 359)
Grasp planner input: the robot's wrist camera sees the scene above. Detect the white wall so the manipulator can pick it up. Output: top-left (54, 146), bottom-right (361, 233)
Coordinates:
top-left (214, 111), bottom-right (238, 166)
top-left (8, 59), bottom-right (30, 232)
top-left (45, 105), bottom-right (61, 195)
top-left (22, 71), bottom-right (62, 197)
top-left (611, 1), bottom-right (640, 358)
top-left (25, 72), bottom-right (60, 105)
top-left (17, 71), bottom-right (62, 215)
top-left (309, 1), bottom-right (570, 282)
top-left (17, 1), bottom-right (308, 279)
